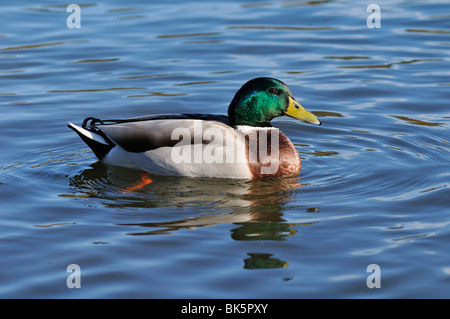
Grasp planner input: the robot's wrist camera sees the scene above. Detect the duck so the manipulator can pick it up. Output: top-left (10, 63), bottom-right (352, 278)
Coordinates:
top-left (68, 77), bottom-right (321, 180)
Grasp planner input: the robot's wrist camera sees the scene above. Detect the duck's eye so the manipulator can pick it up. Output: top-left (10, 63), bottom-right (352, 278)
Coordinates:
top-left (268, 88), bottom-right (279, 95)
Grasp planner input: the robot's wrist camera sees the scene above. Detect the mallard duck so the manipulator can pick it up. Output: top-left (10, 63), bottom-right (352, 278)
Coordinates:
top-left (68, 77), bottom-right (321, 180)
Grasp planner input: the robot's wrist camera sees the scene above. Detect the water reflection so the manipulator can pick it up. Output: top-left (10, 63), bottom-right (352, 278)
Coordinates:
top-left (231, 221), bottom-right (297, 241)
top-left (68, 163), bottom-right (312, 269)
top-left (244, 253), bottom-right (288, 270)
top-left (391, 115), bottom-right (443, 127)
top-left (69, 162), bottom-right (302, 208)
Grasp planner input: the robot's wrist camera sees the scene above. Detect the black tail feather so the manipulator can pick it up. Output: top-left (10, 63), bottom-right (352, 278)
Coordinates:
top-left (68, 122), bottom-right (114, 160)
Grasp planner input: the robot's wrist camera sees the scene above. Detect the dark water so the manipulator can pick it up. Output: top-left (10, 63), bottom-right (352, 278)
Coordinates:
top-left (1, 0), bottom-right (449, 298)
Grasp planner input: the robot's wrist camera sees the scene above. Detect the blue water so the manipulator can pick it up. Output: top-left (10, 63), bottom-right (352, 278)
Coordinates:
top-left (1, 0), bottom-right (449, 298)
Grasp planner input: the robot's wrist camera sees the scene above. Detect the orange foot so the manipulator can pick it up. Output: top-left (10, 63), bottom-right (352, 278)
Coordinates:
top-left (121, 171), bottom-right (153, 193)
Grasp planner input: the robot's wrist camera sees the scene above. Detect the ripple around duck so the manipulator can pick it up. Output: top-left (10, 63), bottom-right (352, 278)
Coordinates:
top-left (0, 146), bottom-right (91, 202)
top-left (294, 112), bottom-right (450, 210)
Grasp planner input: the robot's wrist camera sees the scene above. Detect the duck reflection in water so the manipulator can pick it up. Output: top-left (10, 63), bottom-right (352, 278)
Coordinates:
top-left (68, 163), bottom-right (317, 269)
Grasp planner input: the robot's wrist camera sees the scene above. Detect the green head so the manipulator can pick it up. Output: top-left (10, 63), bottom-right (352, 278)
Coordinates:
top-left (228, 77), bottom-right (321, 127)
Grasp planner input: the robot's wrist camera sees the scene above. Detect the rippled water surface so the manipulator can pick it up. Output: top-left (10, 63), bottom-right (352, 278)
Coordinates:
top-left (1, 0), bottom-right (449, 298)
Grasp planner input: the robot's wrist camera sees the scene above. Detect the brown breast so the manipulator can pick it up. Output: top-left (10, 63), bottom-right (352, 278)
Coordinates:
top-left (244, 128), bottom-right (301, 179)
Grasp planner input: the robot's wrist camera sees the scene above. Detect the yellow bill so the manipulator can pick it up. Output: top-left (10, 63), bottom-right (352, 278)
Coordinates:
top-left (285, 96), bottom-right (321, 125)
